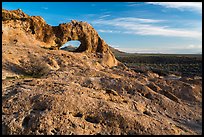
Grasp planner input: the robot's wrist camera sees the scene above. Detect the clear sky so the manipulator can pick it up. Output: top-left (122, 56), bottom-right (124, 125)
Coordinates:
top-left (2, 2), bottom-right (202, 54)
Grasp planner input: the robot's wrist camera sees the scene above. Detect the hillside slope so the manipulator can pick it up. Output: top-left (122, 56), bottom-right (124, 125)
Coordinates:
top-left (2, 9), bottom-right (202, 135)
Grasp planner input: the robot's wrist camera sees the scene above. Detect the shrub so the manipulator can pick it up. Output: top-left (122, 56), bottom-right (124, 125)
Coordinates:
top-left (18, 54), bottom-right (50, 78)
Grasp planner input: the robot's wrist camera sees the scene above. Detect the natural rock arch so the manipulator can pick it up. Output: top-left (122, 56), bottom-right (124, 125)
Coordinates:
top-left (52, 20), bottom-right (109, 53)
top-left (60, 40), bottom-right (81, 51)
top-left (2, 9), bottom-right (118, 67)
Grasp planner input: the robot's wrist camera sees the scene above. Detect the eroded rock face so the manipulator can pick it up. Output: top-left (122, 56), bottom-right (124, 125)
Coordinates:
top-left (2, 9), bottom-right (202, 135)
top-left (2, 9), bottom-right (117, 67)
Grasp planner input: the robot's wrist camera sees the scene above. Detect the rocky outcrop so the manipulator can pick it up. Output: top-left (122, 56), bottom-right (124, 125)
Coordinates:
top-left (2, 8), bottom-right (202, 135)
top-left (2, 9), bottom-right (117, 67)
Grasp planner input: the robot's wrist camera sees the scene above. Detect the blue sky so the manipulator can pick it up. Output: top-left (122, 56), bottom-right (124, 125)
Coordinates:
top-left (2, 2), bottom-right (202, 54)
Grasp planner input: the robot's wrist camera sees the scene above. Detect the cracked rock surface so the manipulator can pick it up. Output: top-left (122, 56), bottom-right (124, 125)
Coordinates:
top-left (2, 9), bottom-right (202, 135)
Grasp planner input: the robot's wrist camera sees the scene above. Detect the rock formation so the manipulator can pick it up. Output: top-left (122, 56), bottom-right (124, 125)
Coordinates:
top-left (2, 9), bottom-right (202, 135)
top-left (2, 9), bottom-right (117, 67)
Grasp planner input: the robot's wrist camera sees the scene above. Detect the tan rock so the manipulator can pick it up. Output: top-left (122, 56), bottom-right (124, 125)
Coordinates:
top-left (2, 9), bottom-right (118, 67)
top-left (2, 8), bottom-right (202, 135)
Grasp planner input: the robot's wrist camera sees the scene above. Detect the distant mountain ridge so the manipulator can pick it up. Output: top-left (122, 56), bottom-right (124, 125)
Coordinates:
top-left (60, 45), bottom-right (78, 51)
top-left (109, 46), bottom-right (125, 54)
top-left (60, 45), bottom-right (127, 55)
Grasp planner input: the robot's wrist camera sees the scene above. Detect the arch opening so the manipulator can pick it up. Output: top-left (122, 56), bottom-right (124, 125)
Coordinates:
top-left (59, 40), bottom-right (81, 52)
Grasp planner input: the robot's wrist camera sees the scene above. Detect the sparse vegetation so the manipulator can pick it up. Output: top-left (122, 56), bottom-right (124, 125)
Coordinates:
top-left (18, 54), bottom-right (50, 78)
top-left (115, 54), bottom-right (202, 77)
